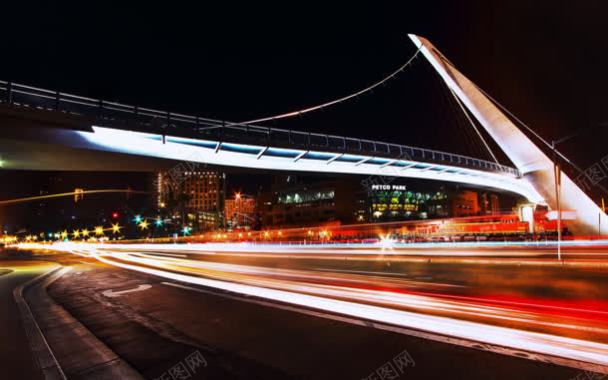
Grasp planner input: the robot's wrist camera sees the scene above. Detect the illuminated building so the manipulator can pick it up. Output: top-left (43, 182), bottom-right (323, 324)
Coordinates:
top-left (370, 184), bottom-right (505, 221)
top-left (260, 175), bottom-right (366, 227)
top-left (225, 194), bottom-right (256, 228)
top-left (369, 185), bottom-right (448, 221)
top-left (450, 190), bottom-right (479, 217)
top-left (156, 169), bottom-right (225, 231)
top-left (258, 175), bottom-right (517, 227)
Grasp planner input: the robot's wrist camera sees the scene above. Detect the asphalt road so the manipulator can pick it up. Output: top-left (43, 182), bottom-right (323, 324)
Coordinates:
top-left (47, 260), bottom-right (581, 380)
top-left (11, 243), bottom-right (608, 379)
top-left (87, 245), bottom-right (608, 346)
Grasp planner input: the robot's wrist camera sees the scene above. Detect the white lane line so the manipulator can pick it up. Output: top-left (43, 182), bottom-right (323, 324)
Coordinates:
top-left (119, 251), bottom-right (189, 258)
top-left (145, 252), bottom-right (188, 258)
top-left (313, 268), bottom-right (411, 277)
top-left (102, 284), bottom-right (152, 298)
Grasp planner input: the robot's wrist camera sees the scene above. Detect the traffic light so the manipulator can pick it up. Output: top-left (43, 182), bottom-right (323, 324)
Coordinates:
top-left (74, 188), bottom-right (84, 202)
top-left (112, 212), bottom-right (119, 219)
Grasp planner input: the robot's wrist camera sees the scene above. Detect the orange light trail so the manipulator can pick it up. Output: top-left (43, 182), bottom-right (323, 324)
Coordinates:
top-left (0, 189), bottom-right (147, 206)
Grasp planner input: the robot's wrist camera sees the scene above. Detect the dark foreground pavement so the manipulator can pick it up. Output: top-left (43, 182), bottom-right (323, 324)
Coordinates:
top-left (46, 261), bottom-right (582, 380)
top-left (0, 260), bottom-right (56, 380)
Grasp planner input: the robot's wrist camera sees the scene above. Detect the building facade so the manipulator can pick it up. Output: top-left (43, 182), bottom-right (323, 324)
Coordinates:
top-left (225, 194), bottom-right (256, 229)
top-left (368, 184), bottom-right (449, 221)
top-left (258, 175), bottom-right (516, 228)
top-left (369, 183), bottom-right (504, 221)
top-left (259, 175), bottom-right (366, 227)
top-left (156, 169), bottom-right (225, 231)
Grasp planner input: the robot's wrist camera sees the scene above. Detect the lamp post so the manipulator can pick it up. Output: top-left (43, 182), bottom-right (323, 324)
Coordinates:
top-left (235, 192), bottom-right (241, 228)
top-left (601, 198), bottom-right (606, 239)
top-left (552, 140), bottom-right (562, 261)
top-left (550, 124), bottom-right (608, 256)
top-left (551, 132), bottom-right (584, 261)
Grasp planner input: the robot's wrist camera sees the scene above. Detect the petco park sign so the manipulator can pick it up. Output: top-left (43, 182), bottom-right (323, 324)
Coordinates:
top-left (371, 184), bottom-right (407, 191)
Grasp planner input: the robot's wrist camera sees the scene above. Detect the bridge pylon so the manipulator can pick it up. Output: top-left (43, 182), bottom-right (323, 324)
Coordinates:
top-left (409, 34), bottom-right (607, 235)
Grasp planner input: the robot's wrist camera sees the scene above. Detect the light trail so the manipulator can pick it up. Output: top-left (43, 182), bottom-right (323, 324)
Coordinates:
top-left (63, 242), bottom-right (608, 269)
top-left (90, 248), bottom-right (608, 373)
top-left (0, 189), bottom-right (147, 206)
top-left (104, 250), bottom-right (608, 331)
top-left (90, 239), bottom-right (608, 253)
top-left (24, 241), bottom-right (608, 373)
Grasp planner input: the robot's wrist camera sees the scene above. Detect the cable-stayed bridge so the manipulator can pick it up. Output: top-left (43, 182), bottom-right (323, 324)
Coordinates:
top-left (0, 35), bottom-right (604, 233)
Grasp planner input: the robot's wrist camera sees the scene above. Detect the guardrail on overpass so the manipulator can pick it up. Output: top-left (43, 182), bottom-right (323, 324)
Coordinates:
top-left (0, 80), bottom-right (520, 177)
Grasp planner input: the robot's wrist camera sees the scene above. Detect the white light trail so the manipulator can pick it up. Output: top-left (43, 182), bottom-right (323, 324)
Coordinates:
top-left (41, 242), bottom-right (608, 373)
top-left (96, 252), bottom-right (608, 371)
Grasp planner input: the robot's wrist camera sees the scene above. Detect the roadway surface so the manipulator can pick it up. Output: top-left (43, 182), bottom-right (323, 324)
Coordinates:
top-left (10, 243), bottom-right (608, 379)
top-left (0, 257), bottom-right (58, 380)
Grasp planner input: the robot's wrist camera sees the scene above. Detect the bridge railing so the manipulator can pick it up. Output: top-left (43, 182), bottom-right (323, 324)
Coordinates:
top-left (0, 80), bottom-right (520, 177)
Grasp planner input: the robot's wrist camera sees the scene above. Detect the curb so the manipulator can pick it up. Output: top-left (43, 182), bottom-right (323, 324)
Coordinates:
top-left (13, 266), bottom-right (68, 380)
top-left (20, 264), bottom-right (145, 380)
top-left (0, 268), bottom-right (13, 276)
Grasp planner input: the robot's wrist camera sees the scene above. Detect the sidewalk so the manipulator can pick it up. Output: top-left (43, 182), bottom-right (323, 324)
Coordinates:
top-left (0, 261), bottom-right (53, 380)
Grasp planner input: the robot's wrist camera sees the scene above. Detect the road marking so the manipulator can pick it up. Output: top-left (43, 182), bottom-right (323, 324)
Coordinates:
top-left (102, 284), bottom-right (152, 298)
top-left (139, 252), bottom-right (188, 258)
top-left (313, 268), bottom-right (410, 277)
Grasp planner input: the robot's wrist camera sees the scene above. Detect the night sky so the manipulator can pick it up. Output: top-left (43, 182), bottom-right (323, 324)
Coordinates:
top-left (2, 1), bottom-right (608, 229)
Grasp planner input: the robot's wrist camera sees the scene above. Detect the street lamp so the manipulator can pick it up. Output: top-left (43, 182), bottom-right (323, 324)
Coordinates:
top-left (551, 140), bottom-right (562, 261)
top-left (234, 192), bottom-right (242, 228)
top-left (111, 223), bottom-right (121, 234)
top-left (550, 124), bottom-right (608, 260)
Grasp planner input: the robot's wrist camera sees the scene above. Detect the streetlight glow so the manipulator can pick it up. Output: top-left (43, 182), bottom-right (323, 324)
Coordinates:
top-left (138, 220), bottom-right (149, 230)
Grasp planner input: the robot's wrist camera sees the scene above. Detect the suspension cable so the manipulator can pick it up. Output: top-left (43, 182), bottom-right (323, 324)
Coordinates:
top-left (471, 85), bottom-right (597, 169)
top-left (469, 78), bottom-right (608, 196)
top-left (435, 55), bottom-right (601, 179)
top-left (447, 87), bottom-right (500, 164)
top-left (238, 46), bottom-right (422, 125)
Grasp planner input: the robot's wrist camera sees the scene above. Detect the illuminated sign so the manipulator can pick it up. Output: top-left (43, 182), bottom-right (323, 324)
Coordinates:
top-left (371, 184), bottom-right (407, 191)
